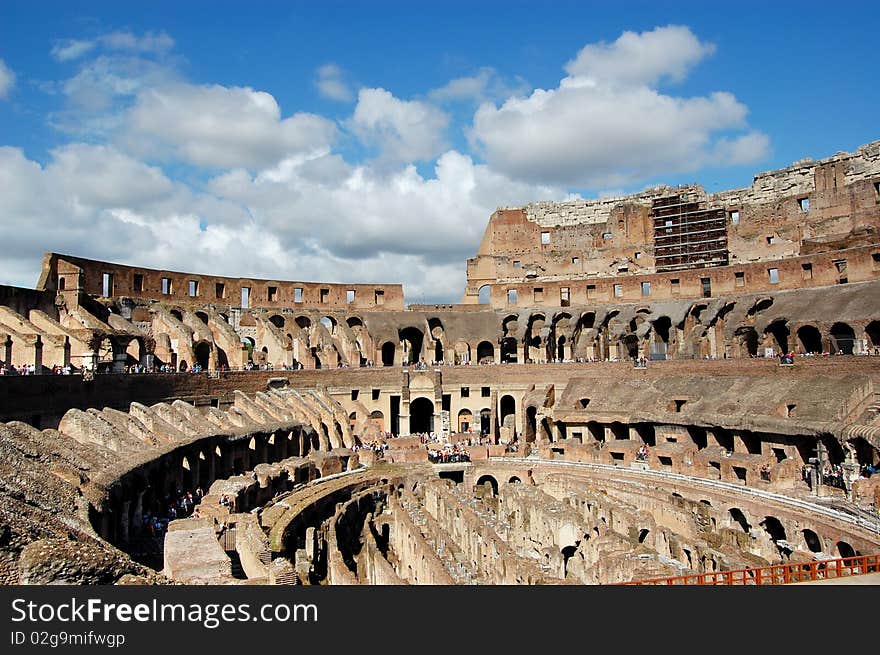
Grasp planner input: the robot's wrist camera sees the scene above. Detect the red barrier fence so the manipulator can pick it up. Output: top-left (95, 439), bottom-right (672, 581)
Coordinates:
top-left (618, 554), bottom-right (880, 585)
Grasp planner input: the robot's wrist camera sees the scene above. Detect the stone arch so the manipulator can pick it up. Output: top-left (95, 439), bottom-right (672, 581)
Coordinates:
top-left (479, 408), bottom-right (491, 435)
top-left (865, 320), bottom-right (880, 350)
top-left (369, 410), bottom-right (385, 433)
top-left (457, 408), bottom-right (473, 433)
top-left (295, 316), bottom-right (311, 330)
top-left (170, 309), bottom-right (183, 322)
top-left (760, 516), bottom-right (787, 542)
top-left (381, 341), bottom-right (396, 367)
top-left (764, 319), bottom-right (790, 354)
top-left (829, 322), bottom-right (855, 355)
top-left (500, 337), bottom-right (517, 363)
top-left (476, 340), bottom-right (494, 364)
top-left (836, 541), bottom-right (855, 558)
top-left (796, 324), bottom-right (823, 354)
top-left (453, 339), bottom-right (471, 365)
top-left (194, 342), bottom-right (211, 370)
top-left (194, 311), bottom-right (209, 325)
top-left (802, 529), bottom-right (823, 553)
top-left (478, 285), bottom-right (491, 304)
top-left (475, 475), bottom-right (498, 497)
top-left (409, 397), bottom-right (434, 434)
top-left (269, 314), bottom-right (285, 329)
top-left (399, 327), bottom-right (424, 365)
top-left (500, 395), bottom-right (516, 425)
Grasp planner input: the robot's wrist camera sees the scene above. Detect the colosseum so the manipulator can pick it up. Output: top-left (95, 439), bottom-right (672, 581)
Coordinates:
top-left (1, 140), bottom-right (879, 586)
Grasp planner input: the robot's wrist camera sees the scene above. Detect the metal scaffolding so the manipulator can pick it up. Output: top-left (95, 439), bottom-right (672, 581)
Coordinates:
top-left (652, 193), bottom-right (729, 272)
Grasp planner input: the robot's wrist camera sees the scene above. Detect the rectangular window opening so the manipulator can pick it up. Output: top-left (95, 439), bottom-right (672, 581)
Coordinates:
top-left (215, 282), bottom-right (225, 299)
top-left (729, 210), bottom-right (740, 225)
top-left (320, 288), bottom-right (329, 303)
top-left (540, 231), bottom-right (550, 245)
top-left (802, 263), bottom-right (813, 280)
top-left (766, 235), bottom-right (776, 245)
top-left (374, 289), bottom-right (385, 305)
top-left (461, 387), bottom-right (469, 398)
top-left (161, 277), bottom-right (172, 295)
top-left (613, 283), bottom-right (623, 298)
top-left (768, 268), bottom-right (779, 284)
top-left (241, 286), bottom-right (250, 308)
top-left (734, 271), bottom-right (745, 287)
top-left (798, 197), bottom-right (810, 212)
top-left (350, 389), bottom-right (359, 401)
top-left (586, 284), bottom-right (596, 299)
top-left (101, 272), bottom-right (113, 297)
top-left (481, 386), bottom-right (491, 398)
top-left (132, 273), bottom-right (144, 292)
top-left (507, 289), bottom-right (518, 304)
top-left (670, 278), bottom-right (680, 295)
top-left (602, 232), bottom-right (613, 240)
top-left (701, 277), bottom-right (711, 298)
top-left (268, 286), bottom-right (278, 302)
top-left (188, 280), bottom-right (199, 297)
top-left (346, 289), bottom-right (356, 304)
top-left (371, 388), bottom-right (380, 401)
top-left (294, 287), bottom-right (303, 303)
top-left (533, 287), bottom-right (544, 302)
top-left (571, 257), bottom-right (580, 265)
top-left (641, 281), bottom-right (651, 296)
top-left (560, 287), bottom-right (570, 306)
top-left (513, 260), bottom-right (521, 268)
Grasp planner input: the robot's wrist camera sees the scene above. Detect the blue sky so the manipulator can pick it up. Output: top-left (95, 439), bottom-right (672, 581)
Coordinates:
top-left (0, 1), bottom-right (877, 302)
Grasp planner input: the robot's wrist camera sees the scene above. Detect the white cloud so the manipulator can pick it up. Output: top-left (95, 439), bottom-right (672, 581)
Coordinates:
top-left (429, 67), bottom-right (528, 104)
top-left (0, 60), bottom-right (15, 99)
top-left (315, 63), bottom-right (353, 102)
top-left (470, 25), bottom-right (768, 188)
top-left (565, 24), bottom-right (715, 86)
top-left (51, 39), bottom-right (97, 62)
top-left (122, 83), bottom-right (338, 169)
top-left (100, 30), bottom-right (175, 55)
top-left (350, 88), bottom-right (449, 162)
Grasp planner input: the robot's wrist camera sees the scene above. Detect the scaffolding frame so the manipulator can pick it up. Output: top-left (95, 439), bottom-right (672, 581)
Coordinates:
top-left (652, 193), bottom-right (729, 272)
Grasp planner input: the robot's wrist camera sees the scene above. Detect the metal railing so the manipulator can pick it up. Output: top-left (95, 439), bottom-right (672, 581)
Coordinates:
top-left (618, 554), bottom-right (880, 586)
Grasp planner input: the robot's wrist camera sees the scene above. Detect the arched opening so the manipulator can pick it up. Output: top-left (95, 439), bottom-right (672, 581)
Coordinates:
top-left (215, 346), bottom-right (229, 370)
top-left (735, 326), bottom-right (759, 357)
top-left (269, 315), bottom-right (285, 329)
top-left (409, 397), bottom-right (434, 434)
top-left (866, 320), bottom-right (880, 350)
top-left (170, 309), bottom-right (183, 322)
top-left (509, 476), bottom-right (521, 484)
top-left (320, 316), bottom-right (335, 334)
top-left (457, 409), bottom-right (473, 433)
top-left (295, 316), bottom-right (311, 330)
top-left (194, 342), bottom-right (211, 370)
top-left (802, 529), bottom-right (822, 553)
top-left (475, 475), bottom-right (498, 497)
top-left (621, 334), bottom-right (639, 360)
top-left (479, 408), bottom-right (491, 435)
top-left (399, 327), bottom-right (424, 365)
top-left (500, 337), bottom-right (517, 363)
top-left (369, 410), bottom-right (385, 433)
top-left (764, 320), bottom-right (789, 354)
top-left (381, 341), bottom-right (396, 367)
top-left (760, 516), bottom-right (787, 542)
top-left (500, 395), bottom-right (516, 425)
top-left (796, 325), bottom-right (823, 354)
top-left (241, 337), bottom-right (255, 362)
top-left (637, 529), bottom-right (650, 544)
top-left (525, 406), bottom-right (537, 443)
top-left (476, 341), bottom-right (494, 364)
top-left (125, 338), bottom-right (142, 366)
top-left (556, 335), bottom-right (566, 361)
top-left (561, 545), bottom-right (578, 578)
top-left (836, 541), bottom-right (855, 558)
top-left (195, 311), bottom-right (209, 325)
top-left (829, 322), bottom-right (855, 355)
top-left (478, 285), bottom-right (490, 304)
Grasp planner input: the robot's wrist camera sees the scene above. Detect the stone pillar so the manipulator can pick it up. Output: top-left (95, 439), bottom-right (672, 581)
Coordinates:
top-left (33, 336), bottom-right (43, 374)
top-left (119, 499), bottom-right (131, 544)
top-left (3, 336), bottom-right (12, 365)
top-left (131, 492), bottom-right (144, 534)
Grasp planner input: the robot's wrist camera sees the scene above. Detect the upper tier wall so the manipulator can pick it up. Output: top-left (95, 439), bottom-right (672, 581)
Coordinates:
top-left (38, 253), bottom-right (405, 311)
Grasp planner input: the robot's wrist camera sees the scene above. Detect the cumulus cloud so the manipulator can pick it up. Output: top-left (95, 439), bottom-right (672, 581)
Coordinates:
top-left (122, 83), bottom-right (338, 169)
top-left (565, 24), bottom-right (715, 86)
top-left (51, 31), bottom-right (174, 63)
top-left (470, 25), bottom-right (768, 187)
top-left (51, 39), bottom-right (97, 62)
top-left (315, 63), bottom-right (353, 102)
top-left (429, 67), bottom-right (528, 105)
top-left (0, 60), bottom-right (15, 99)
top-left (349, 88), bottom-right (450, 163)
